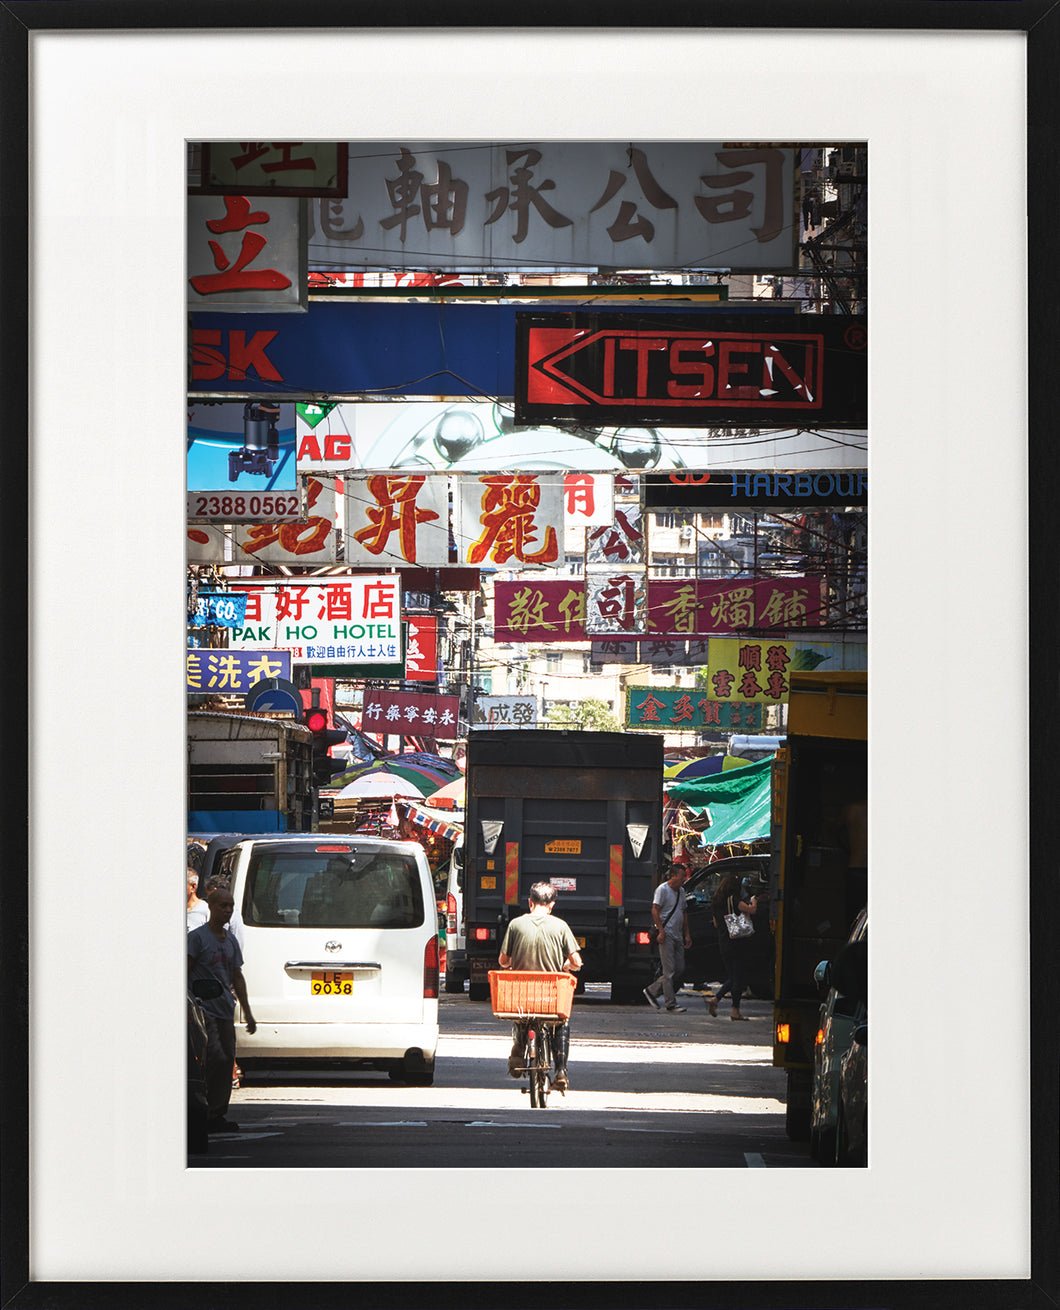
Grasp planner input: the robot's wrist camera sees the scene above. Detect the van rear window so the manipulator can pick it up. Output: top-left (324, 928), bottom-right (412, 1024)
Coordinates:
top-left (242, 848), bottom-right (425, 929)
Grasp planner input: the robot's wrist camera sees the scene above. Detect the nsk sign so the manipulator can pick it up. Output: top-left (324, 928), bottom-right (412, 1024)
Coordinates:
top-left (515, 312), bottom-right (867, 429)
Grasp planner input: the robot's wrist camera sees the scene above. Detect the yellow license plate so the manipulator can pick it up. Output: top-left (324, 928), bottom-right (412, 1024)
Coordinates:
top-left (311, 971), bottom-right (353, 995)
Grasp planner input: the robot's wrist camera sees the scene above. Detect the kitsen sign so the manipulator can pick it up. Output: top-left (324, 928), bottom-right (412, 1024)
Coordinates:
top-left (515, 313), bottom-right (867, 429)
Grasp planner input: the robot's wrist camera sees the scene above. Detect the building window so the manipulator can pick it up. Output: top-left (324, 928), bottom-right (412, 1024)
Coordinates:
top-left (546, 652), bottom-right (562, 673)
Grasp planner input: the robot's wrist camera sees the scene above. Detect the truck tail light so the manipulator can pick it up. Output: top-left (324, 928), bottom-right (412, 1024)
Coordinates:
top-left (634, 930), bottom-right (653, 946)
top-left (473, 926), bottom-right (494, 942)
top-left (423, 936), bottom-right (439, 998)
top-left (815, 1026), bottom-right (825, 1047)
top-left (776, 1022), bottom-right (791, 1045)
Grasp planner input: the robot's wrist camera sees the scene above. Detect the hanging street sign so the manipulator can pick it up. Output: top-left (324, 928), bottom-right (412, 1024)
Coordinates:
top-left (515, 312), bottom-right (867, 429)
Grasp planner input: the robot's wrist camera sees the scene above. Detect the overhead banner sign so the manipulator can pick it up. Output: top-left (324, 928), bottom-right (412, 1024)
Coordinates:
top-left (186, 648), bottom-right (292, 695)
top-left (226, 577), bottom-right (402, 665)
top-left (307, 142), bottom-right (797, 271)
top-left (643, 469), bottom-right (868, 509)
top-left (625, 687), bottom-right (763, 732)
top-left (361, 689), bottom-right (460, 739)
top-left (514, 313), bottom-right (867, 429)
top-left (494, 577), bottom-right (827, 642)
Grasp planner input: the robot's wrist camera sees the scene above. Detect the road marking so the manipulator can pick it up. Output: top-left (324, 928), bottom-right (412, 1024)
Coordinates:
top-left (745, 1152), bottom-right (767, 1167)
top-left (466, 1121), bottom-right (563, 1129)
top-left (336, 1121), bottom-right (429, 1127)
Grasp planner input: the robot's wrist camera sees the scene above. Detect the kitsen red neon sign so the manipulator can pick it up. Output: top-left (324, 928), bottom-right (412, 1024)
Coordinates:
top-left (514, 312), bottom-right (866, 429)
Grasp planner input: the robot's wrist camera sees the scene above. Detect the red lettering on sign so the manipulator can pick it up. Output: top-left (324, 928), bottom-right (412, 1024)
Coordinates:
top-left (667, 340), bottom-right (716, 398)
top-left (718, 340), bottom-right (762, 400)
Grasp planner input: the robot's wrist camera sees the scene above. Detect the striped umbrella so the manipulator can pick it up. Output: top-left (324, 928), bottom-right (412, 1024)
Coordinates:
top-left (327, 758), bottom-right (455, 795)
top-left (663, 754), bottom-right (752, 782)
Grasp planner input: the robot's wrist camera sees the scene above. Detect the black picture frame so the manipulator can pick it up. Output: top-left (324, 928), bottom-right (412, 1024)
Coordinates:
top-left (2, 4), bottom-right (1055, 1309)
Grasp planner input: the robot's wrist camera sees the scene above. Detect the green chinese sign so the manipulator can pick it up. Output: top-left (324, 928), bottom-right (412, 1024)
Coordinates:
top-left (625, 687), bottom-right (763, 732)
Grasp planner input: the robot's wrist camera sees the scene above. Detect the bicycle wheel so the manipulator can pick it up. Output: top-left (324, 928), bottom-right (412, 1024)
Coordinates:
top-left (533, 1024), bottom-right (550, 1109)
top-left (527, 1027), bottom-right (542, 1107)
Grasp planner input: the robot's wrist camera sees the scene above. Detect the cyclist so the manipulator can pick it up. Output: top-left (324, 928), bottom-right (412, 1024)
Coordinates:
top-left (498, 881), bottom-right (582, 1092)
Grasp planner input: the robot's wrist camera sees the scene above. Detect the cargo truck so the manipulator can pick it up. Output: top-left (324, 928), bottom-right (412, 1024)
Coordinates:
top-left (769, 671), bottom-right (868, 1140)
top-left (462, 729), bottom-right (664, 1004)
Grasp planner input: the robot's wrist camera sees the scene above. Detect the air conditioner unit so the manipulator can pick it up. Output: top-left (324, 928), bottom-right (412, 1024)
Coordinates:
top-left (679, 526), bottom-right (693, 542)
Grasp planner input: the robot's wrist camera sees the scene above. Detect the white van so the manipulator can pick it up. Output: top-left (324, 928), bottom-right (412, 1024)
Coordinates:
top-left (220, 834), bottom-right (439, 1085)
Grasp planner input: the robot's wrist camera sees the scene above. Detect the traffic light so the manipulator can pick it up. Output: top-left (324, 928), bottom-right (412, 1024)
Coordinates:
top-left (305, 707), bottom-right (348, 787)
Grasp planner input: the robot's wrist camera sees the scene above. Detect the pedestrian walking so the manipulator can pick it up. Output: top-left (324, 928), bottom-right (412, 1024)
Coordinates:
top-left (709, 873), bottom-right (757, 1021)
top-left (187, 887), bottom-right (256, 1132)
top-left (643, 862), bottom-right (692, 1013)
top-left (186, 869), bottom-right (209, 931)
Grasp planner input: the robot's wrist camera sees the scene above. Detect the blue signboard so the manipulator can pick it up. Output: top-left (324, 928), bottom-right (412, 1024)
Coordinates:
top-left (189, 591), bottom-right (248, 628)
top-left (190, 303), bottom-right (794, 400)
top-left (186, 649), bottom-right (292, 694)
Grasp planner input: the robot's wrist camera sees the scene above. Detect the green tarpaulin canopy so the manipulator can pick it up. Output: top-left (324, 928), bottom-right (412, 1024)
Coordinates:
top-left (666, 754), bottom-right (773, 846)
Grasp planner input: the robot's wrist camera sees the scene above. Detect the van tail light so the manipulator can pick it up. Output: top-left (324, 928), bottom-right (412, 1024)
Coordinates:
top-left (447, 893), bottom-right (457, 934)
top-left (423, 935), bottom-right (439, 998)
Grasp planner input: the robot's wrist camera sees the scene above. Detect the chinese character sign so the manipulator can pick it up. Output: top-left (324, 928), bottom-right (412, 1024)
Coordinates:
top-left (564, 473), bottom-right (614, 527)
top-left (585, 502), bottom-right (647, 566)
top-left (472, 696), bottom-right (539, 728)
top-left (186, 649), bottom-right (292, 694)
top-left (233, 477), bottom-right (337, 564)
top-left (585, 571), bottom-right (648, 636)
top-left (493, 578), bottom-right (826, 642)
top-left (454, 474), bottom-right (562, 567)
top-left (405, 615), bottom-right (438, 682)
top-left (624, 686), bottom-right (763, 732)
top-left (187, 195), bottom-right (306, 311)
top-left (308, 143), bottom-right (796, 271)
top-left (361, 690), bottom-right (460, 740)
top-left (345, 474), bottom-right (451, 566)
top-left (200, 142), bottom-right (347, 196)
top-left (227, 578), bottom-right (401, 664)
top-left (186, 524), bottom-right (227, 564)
top-left (707, 639), bottom-right (796, 702)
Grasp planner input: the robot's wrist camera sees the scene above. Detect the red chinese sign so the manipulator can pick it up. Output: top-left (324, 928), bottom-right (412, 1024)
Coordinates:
top-left (361, 690), bottom-right (460, 739)
top-left (405, 615), bottom-right (438, 682)
top-left (188, 195), bottom-right (305, 311)
top-left (494, 577), bottom-right (826, 642)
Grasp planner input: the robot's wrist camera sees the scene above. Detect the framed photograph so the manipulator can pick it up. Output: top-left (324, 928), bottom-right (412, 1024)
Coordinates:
top-left (4, 4), bottom-right (1054, 1307)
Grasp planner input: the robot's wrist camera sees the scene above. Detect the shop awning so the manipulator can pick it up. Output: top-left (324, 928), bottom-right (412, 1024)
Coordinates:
top-left (666, 754), bottom-right (773, 847)
top-left (401, 800), bottom-right (463, 843)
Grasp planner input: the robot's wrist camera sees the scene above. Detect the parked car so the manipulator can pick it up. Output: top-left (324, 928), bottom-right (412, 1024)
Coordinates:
top-left (809, 907), bottom-right (867, 1166)
top-left (187, 977), bottom-right (221, 1154)
top-left (837, 1020), bottom-right (868, 1166)
top-left (220, 834), bottom-right (440, 1085)
top-left (681, 855), bottom-right (774, 997)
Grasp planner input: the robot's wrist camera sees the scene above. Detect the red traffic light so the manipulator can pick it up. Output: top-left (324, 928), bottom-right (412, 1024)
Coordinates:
top-left (305, 706), bottom-right (328, 733)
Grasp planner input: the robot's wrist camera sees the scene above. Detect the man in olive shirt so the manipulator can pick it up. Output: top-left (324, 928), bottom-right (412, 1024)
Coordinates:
top-left (498, 881), bottom-right (582, 1092)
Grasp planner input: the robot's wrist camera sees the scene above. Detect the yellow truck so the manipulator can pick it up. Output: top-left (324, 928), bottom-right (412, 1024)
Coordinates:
top-left (769, 671), bottom-right (867, 1140)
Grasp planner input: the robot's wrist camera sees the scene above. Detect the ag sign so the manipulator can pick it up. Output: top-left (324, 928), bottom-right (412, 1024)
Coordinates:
top-left (515, 312), bottom-right (867, 429)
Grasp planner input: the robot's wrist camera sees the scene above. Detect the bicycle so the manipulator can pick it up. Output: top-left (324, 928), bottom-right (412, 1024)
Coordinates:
top-left (488, 970), bottom-right (576, 1111)
top-left (512, 1016), bottom-right (560, 1107)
